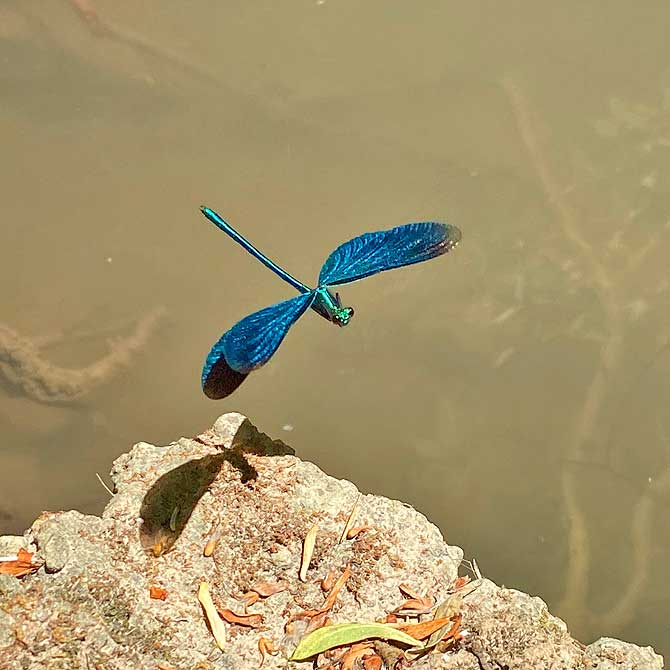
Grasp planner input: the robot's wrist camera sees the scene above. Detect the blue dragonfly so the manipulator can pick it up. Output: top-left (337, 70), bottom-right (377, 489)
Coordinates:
top-left (200, 206), bottom-right (461, 399)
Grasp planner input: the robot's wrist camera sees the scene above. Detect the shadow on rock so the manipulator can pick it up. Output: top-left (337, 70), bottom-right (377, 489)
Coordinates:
top-left (139, 418), bottom-right (294, 555)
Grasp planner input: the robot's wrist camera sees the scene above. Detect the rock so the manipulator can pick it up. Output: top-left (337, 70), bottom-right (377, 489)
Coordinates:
top-left (0, 414), bottom-right (663, 669)
top-left (586, 638), bottom-right (664, 670)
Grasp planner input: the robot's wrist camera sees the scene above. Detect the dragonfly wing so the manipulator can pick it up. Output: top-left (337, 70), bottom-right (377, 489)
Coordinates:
top-left (202, 291), bottom-right (315, 393)
top-left (202, 356), bottom-right (248, 400)
top-left (318, 222), bottom-right (461, 286)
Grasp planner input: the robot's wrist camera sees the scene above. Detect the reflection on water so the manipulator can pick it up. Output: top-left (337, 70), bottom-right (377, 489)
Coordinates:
top-left (1, 0), bottom-right (669, 658)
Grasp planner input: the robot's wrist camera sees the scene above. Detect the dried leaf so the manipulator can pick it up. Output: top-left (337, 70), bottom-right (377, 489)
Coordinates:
top-left (151, 532), bottom-right (171, 558)
top-left (440, 614), bottom-right (462, 643)
top-left (471, 557), bottom-right (482, 579)
top-left (321, 571), bottom-right (335, 592)
top-left (149, 586), bottom-right (168, 600)
top-left (258, 637), bottom-right (280, 667)
top-left (451, 576), bottom-right (471, 590)
top-left (218, 608), bottom-right (263, 628)
top-left (240, 591), bottom-right (260, 610)
top-left (339, 493), bottom-right (361, 543)
top-left (341, 642), bottom-right (374, 669)
top-left (291, 566), bottom-right (351, 624)
top-left (424, 593), bottom-right (464, 649)
top-left (198, 581), bottom-right (226, 650)
top-left (300, 524), bottom-right (318, 582)
top-left (322, 566), bottom-right (351, 612)
top-left (251, 581), bottom-right (288, 597)
top-left (303, 611), bottom-right (330, 636)
top-left (0, 548), bottom-right (41, 577)
top-left (398, 583), bottom-right (421, 599)
top-left (203, 538), bottom-right (218, 557)
top-left (392, 597), bottom-right (434, 615)
top-left (290, 622), bottom-right (419, 661)
top-left (397, 617), bottom-right (452, 641)
top-left (346, 525), bottom-right (371, 540)
top-left (291, 608), bottom-right (323, 621)
top-left (363, 655), bottom-right (383, 670)
top-left (406, 614), bottom-right (463, 658)
top-left (169, 505), bottom-right (179, 532)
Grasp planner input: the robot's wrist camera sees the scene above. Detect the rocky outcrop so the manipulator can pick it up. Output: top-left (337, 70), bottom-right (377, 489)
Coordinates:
top-left (0, 414), bottom-right (663, 669)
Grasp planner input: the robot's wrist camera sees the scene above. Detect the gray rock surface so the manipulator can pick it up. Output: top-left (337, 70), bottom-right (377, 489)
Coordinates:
top-left (0, 413), bottom-right (663, 669)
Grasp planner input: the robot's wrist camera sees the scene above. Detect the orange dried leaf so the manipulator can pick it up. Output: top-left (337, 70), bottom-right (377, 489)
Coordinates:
top-left (397, 617), bottom-right (452, 641)
top-left (251, 581), bottom-right (288, 597)
top-left (303, 611), bottom-right (330, 636)
top-left (392, 597), bottom-right (434, 615)
top-left (149, 586), bottom-right (168, 601)
top-left (240, 591), bottom-right (261, 609)
top-left (218, 608), bottom-right (263, 628)
top-left (321, 571), bottom-right (335, 592)
top-left (440, 613), bottom-right (463, 643)
top-left (346, 525), bottom-right (371, 540)
top-left (452, 576), bottom-right (471, 590)
top-left (258, 636), bottom-right (280, 667)
top-left (0, 548), bottom-right (40, 577)
top-left (321, 565), bottom-right (351, 612)
top-left (157, 664), bottom-right (177, 670)
top-left (363, 656), bottom-right (383, 670)
top-left (341, 642), bottom-right (374, 669)
top-left (16, 548), bottom-right (32, 562)
top-left (291, 608), bottom-right (323, 621)
top-left (398, 583), bottom-right (421, 599)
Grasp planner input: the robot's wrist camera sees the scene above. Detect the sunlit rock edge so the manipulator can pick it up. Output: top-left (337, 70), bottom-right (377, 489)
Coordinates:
top-left (0, 413), bottom-right (663, 670)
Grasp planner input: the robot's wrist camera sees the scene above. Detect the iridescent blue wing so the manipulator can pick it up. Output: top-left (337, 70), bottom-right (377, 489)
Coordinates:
top-left (202, 291), bottom-right (315, 395)
top-left (318, 222), bottom-right (461, 287)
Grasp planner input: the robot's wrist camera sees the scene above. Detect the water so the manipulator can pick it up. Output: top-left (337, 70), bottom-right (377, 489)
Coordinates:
top-left (1, 0), bottom-right (669, 657)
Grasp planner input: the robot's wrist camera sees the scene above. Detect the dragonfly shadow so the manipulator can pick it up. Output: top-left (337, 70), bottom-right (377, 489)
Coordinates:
top-left (139, 418), bottom-right (294, 555)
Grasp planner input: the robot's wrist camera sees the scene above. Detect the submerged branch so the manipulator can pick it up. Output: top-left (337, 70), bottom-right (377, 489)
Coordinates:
top-left (0, 307), bottom-right (165, 404)
top-left (501, 76), bottom-right (612, 294)
top-left (502, 76), bottom-right (654, 634)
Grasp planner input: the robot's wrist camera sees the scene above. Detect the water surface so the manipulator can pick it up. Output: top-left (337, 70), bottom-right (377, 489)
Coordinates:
top-left (1, 0), bottom-right (669, 657)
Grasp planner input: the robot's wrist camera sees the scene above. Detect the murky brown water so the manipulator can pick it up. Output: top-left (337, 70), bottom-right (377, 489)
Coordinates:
top-left (2, 0), bottom-right (669, 657)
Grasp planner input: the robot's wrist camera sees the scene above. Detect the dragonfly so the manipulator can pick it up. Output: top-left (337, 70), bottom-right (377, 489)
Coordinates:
top-left (200, 206), bottom-right (462, 399)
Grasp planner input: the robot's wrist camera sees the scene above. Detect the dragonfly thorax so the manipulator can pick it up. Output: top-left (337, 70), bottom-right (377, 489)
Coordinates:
top-left (311, 287), bottom-right (354, 327)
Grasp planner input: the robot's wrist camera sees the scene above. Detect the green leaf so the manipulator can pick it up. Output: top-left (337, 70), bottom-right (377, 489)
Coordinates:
top-left (290, 622), bottom-right (419, 661)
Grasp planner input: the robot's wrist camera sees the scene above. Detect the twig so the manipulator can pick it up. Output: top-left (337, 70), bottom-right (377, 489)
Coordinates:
top-left (95, 472), bottom-right (115, 497)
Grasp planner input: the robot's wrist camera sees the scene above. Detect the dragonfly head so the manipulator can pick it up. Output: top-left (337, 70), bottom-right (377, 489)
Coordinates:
top-left (331, 291), bottom-right (354, 326)
top-left (332, 305), bottom-right (354, 327)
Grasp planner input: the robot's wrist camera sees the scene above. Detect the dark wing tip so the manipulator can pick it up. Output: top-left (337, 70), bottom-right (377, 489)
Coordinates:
top-left (202, 356), bottom-right (248, 399)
